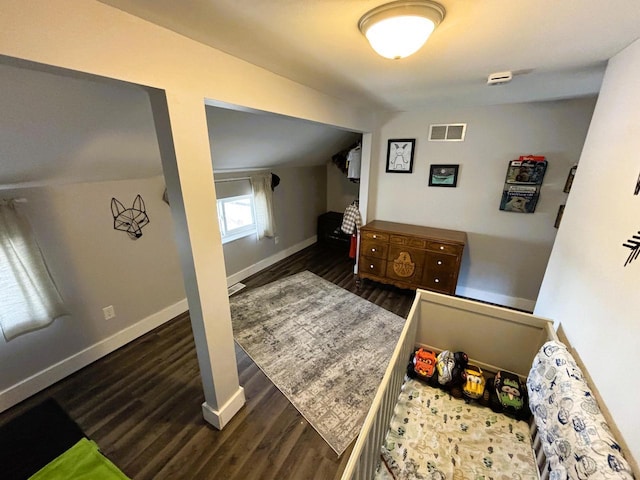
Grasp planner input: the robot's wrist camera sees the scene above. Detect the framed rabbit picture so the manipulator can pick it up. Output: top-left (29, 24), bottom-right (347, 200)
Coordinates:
top-left (386, 139), bottom-right (415, 173)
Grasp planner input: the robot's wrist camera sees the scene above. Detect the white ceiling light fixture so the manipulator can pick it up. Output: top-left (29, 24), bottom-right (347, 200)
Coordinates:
top-left (358, 0), bottom-right (446, 60)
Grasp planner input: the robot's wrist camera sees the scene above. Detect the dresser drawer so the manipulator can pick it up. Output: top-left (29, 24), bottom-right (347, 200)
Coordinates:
top-left (425, 252), bottom-right (458, 272)
top-left (360, 239), bottom-right (388, 259)
top-left (359, 256), bottom-right (386, 277)
top-left (362, 230), bottom-right (389, 242)
top-left (421, 271), bottom-right (454, 294)
top-left (427, 241), bottom-right (462, 255)
top-left (390, 235), bottom-right (427, 249)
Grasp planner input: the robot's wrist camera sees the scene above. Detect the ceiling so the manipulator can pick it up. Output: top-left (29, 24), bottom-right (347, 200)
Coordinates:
top-left (206, 108), bottom-right (360, 171)
top-left (3, 0), bottom-right (640, 187)
top-left (98, 0), bottom-right (640, 110)
top-left (0, 62), bottom-right (359, 188)
top-left (0, 63), bottom-right (162, 188)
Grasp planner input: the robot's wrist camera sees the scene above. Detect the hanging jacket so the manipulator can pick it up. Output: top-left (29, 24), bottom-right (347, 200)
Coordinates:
top-left (341, 202), bottom-right (362, 235)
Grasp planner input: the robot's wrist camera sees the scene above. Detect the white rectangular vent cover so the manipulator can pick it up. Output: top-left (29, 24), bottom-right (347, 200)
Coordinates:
top-left (429, 123), bottom-right (467, 142)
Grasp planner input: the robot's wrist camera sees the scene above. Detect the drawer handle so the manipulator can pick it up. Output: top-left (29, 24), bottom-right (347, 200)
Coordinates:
top-left (434, 278), bottom-right (440, 283)
top-left (371, 248), bottom-right (376, 252)
top-left (373, 235), bottom-right (377, 238)
top-left (437, 260), bottom-right (442, 265)
top-left (439, 246), bottom-right (444, 250)
top-left (370, 264), bottom-right (374, 269)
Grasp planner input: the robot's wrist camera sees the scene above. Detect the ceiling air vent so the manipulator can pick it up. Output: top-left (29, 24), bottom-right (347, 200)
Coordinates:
top-left (429, 123), bottom-right (467, 142)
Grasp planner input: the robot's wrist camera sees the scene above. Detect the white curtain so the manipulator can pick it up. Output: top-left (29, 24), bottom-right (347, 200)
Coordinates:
top-left (250, 173), bottom-right (276, 239)
top-left (0, 201), bottom-right (66, 341)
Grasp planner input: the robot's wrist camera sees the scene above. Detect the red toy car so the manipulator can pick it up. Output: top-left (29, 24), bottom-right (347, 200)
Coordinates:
top-left (413, 348), bottom-right (437, 378)
top-left (407, 348), bottom-right (437, 382)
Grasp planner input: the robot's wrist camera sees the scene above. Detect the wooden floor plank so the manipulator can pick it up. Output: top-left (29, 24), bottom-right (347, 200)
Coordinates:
top-left (0, 242), bottom-right (415, 479)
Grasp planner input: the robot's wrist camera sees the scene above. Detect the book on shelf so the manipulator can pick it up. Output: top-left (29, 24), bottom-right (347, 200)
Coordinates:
top-left (499, 184), bottom-right (540, 213)
top-left (504, 157), bottom-right (547, 185)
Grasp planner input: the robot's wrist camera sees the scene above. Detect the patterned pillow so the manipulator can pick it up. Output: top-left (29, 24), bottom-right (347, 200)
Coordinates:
top-left (527, 341), bottom-right (635, 480)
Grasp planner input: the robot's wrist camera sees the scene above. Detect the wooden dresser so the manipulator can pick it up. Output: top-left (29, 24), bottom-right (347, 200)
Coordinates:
top-left (358, 220), bottom-right (467, 295)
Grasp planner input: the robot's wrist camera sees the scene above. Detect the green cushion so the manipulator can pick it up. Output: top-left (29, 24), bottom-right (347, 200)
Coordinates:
top-left (29, 438), bottom-right (129, 480)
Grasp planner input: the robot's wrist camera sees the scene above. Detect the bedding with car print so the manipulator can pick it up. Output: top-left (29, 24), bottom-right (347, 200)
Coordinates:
top-left (375, 377), bottom-right (538, 480)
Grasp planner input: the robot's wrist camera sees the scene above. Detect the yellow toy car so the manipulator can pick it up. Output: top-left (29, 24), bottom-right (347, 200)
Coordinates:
top-left (462, 364), bottom-right (486, 400)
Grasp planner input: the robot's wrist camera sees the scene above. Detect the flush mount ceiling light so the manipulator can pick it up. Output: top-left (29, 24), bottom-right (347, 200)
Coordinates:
top-left (358, 0), bottom-right (445, 60)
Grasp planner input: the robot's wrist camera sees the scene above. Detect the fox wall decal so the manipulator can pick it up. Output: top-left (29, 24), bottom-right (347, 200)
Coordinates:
top-left (111, 194), bottom-right (150, 239)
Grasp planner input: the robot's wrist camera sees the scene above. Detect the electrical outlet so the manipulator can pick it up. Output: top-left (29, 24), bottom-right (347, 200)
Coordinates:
top-left (274, 236), bottom-right (280, 244)
top-left (102, 305), bottom-right (116, 320)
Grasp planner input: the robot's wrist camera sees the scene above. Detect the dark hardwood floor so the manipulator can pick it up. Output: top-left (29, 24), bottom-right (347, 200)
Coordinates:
top-left (0, 242), bottom-right (415, 480)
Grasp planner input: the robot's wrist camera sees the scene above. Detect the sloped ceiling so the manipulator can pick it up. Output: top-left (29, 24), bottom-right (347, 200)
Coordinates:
top-left (4, 0), bottom-right (640, 186)
top-left (0, 63), bottom-right (162, 188)
top-left (206, 107), bottom-right (360, 171)
top-left (0, 63), bottom-right (359, 188)
top-left (98, 0), bottom-right (640, 110)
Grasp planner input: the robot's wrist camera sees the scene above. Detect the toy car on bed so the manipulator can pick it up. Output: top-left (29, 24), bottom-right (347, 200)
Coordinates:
top-left (436, 350), bottom-right (467, 384)
top-left (461, 364), bottom-right (489, 404)
top-left (407, 348), bottom-right (438, 383)
top-left (489, 370), bottom-right (530, 420)
top-left (434, 350), bottom-right (469, 398)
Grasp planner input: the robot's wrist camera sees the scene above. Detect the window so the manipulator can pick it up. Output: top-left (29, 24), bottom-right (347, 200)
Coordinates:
top-left (0, 202), bottom-right (66, 340)
top-left (217, 194), bottom-right (257, 243)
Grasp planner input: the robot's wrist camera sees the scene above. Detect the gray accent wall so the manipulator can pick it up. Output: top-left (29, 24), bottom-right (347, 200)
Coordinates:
top-left (326, 162), bottom-right (360, 214)
top-left (0, 175), bottom-right (185, 400)
top-left (217, 165), bottom-right (327, 278)
top-left (370, 97), bottom-right (597, 310)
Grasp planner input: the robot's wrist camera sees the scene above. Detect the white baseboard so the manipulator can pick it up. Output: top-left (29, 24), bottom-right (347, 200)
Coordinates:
top-left (0, 299), bottom-right (189, 413)
top-left (226, 235), bottom-right (317, 287)
top-left (455, 285), bottom-right (536, 312)
top-left (201, 386), bottom-right (246, 429)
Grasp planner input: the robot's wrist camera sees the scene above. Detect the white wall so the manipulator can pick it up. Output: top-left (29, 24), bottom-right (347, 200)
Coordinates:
top-left (536, 39), bottom-right (640, 468)
top-left (0, 175), bottom-right (186, 408)
top-left (369, 98), bottom-right (596, 310)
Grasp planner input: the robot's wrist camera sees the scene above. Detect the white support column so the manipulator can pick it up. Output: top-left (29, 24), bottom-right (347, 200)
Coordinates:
top-left (148, 88), bottom-right (245, 429)
top-left (354, 133), bottom-right (374, 274)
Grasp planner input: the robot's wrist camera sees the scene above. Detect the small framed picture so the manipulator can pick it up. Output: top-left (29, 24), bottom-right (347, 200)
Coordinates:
top-left (428, 164), bottom-right (459, 187)
top-left (563, 165), bottom-right (577, 193)
top-left (386, 139), bottom-right (415, 173)
top-left (554, 204), bottom-right (565, 228)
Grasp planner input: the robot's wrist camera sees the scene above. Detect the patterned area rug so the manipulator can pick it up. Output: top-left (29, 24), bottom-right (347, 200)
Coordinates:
top-left (229, 270), bottom-right (406, 456)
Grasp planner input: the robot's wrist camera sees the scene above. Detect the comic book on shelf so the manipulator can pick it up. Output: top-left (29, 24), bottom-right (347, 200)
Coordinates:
top-left (504, 156), bottom-right (547, 185)
top-left (499, 185), bottom-right (539, 213)
top-left (499, 155), bottom-right (546, 213)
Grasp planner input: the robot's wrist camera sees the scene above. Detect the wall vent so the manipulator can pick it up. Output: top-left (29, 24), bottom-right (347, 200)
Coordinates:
top-left (429, 123), bottom-right (467, 142)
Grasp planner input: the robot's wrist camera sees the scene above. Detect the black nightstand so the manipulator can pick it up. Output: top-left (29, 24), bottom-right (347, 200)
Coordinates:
top-left (317, 212), bottom-right (350, 248)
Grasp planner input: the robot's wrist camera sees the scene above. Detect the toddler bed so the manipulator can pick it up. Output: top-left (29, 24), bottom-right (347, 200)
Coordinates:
top-left (341, 289), bottom-right (635, 480)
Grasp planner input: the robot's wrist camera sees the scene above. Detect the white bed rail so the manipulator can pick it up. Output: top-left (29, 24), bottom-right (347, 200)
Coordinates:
top-left (340, 290), bottom-right (420, 480)
top-left (530, 418), bottom-right (549, 480)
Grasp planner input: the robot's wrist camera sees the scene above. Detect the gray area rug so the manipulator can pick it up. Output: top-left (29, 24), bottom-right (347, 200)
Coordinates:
top-left (229, 270), bottom-right (406, 456)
